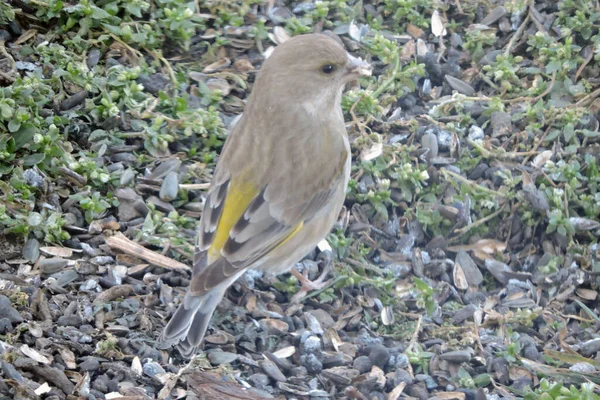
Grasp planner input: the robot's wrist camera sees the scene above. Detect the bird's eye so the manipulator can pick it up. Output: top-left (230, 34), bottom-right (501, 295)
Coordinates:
top-left (321, 64), bottom-right (335, 74)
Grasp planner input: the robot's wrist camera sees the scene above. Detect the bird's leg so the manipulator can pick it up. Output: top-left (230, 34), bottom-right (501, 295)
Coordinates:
top-left (290, 255), bottom-right (334, 303)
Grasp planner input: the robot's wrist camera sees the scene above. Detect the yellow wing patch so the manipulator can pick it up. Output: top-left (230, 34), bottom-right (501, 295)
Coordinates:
top-left (207, 179), bottom-right (258, 263)
top-left (275, 221), bottom-right (304, 250)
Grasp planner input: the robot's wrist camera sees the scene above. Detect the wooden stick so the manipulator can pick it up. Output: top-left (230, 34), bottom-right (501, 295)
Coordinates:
top-left (105, 232), bottom-right (191, 271)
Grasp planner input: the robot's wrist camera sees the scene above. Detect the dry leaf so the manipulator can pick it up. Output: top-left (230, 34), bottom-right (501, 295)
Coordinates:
top-left (360, 142), bottom-right (383, 161)
top-left (157, 373), bottom-right (179, 400)
top-left (328, 328), bottom-right (343, 352)
top-left (387, 382), bottom-right (406, 400)
top-left (21, 344), bottom-right (52, 365)
top-left (521, 170), bottom-right (532, 186)
top-left (576, 288), bottom-right (598, 301)
top-left (203, 58), bottom-right (231, 73)
top-left (131, 356), bottom-right (143, 377)
top-left (532, 150), bottom-right (552, 169)
top-left (406, 24), bottom-right (425, 39)
top-left (381, 306), bottom-right (395, 326)
top-left (429, 392), bottom-right (466, 400)
top-left (272, 346), bottom-right (296, 358)
top-left (400, 39), bottom-right (416, 61)
top-left (453, 261), bottom-right (469, 290)
top-left (59, 347), bottom-right (77, 369)
top-left (186, 371), bottom-right (275, 400)
top-left (447, 239), bottom-right (506, 259)
top-left (271, 26), bottom-right (290, 44)
top-left (431, 10), bottom-right (447, 37)
top-left (39, 246), bottom-right (74, 257)
top-left (349, 20), bottom-right (362, 42)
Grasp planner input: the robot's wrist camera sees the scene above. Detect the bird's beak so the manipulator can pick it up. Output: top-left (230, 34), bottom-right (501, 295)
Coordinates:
top-left (346, 53), bottom-right (372, 77)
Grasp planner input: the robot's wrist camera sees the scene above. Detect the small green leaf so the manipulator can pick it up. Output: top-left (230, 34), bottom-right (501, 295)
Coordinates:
top-left (12, 123), bottom-right (37, 149)
top-left (90, 6), bottom-right (111, 19)
top-left (7, 119), bottom-right (20, 133)
top-left (22, 153), bottom-right (46, 166)
top-left (28, 212), bottom-right (43, 227)
top-left (563, 123), bottom-right (575, 142)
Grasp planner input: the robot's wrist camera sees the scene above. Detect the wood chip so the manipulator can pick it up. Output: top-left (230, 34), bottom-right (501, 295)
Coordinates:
top-left (105, 232), bottom-right (190, 271)
top-left (40, 246), bottom-right (75, 257)
top-left (93, 284), bottom-right (134, 304)
top-left (34, 382), bottom-right (51, 396)
top-left (21, 344), bottom-right (52, 365)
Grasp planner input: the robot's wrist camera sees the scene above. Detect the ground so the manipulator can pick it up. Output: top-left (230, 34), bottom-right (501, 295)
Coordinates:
top-left (1, 0), bottom-right (600, 399)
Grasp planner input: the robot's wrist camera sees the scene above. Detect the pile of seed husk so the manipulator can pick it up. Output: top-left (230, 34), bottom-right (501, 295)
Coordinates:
top-left (1, 0), bottom-right (600, 399)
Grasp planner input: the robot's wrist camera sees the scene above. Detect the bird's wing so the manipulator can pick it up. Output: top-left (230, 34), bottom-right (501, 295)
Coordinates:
top-left (190, 152), bottom-right (348, 297)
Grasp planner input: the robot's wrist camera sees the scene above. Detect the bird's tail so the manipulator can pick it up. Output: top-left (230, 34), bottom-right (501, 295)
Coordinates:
top-left (159, 288), bottom-right (225, 359)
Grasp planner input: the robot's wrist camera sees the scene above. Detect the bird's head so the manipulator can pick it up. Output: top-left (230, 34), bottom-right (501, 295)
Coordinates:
top-left (253, 34), bottom-right (372, 108)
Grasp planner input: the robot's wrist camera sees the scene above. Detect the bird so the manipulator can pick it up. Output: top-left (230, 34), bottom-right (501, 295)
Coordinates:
top-left (160, 33), bottom-right (372, 358)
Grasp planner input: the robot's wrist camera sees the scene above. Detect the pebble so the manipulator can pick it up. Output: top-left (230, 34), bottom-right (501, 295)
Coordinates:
top-left (415, 374), bottom-right (437, 390)
top-left (87, 49), bottom-right (101, 69)
top-left (452, 304), bottom-right (477, 324)
top-left (301, 353), bottom-right (323, 374)
top-left (368, 344), bottom-right (390, 369)
top-left (22, 238), bottom-right (40, 262)
top-left (260, 359), bottom-right (287, 382)
top-left (1, 361), bottom-right (23, 382)
top-left (439, 350), bottom-right (472, 363)
top-left (138, 73), bottom-right (171, 95)
top-left (468, 125), bottom-right (484, 141)
top-left (208, 351), bottom-right (239, 365)
top-left (56, 315), bottom-right (83, 327)
top-left (0, 318), bottom-right (12, 333)
top-left (60, 90), bottom-right (88, 111)
top-left (143, 362), bottom-right (166, 380)
top-left (322, 352), bottom-right (349, 368)
top-left (304, 313), bottom-right (324, 335)
top-left (79, 357), bottom-right (100, 371)
top-left (455, 251), bottom-right (483, 286)
top-left (40, 258), bottom-right (68, 275)
top-left (352, 355), bottom-right (372, 374)
top-left (301, 335), bottom-right (322, 356)
top-left (159, 171), bottom-right (179, 201)
top-left (389, 353), bottom-right (409, 369)
top-left (0, 296), bottom-right (23, 323)
top-left (306, 309), bottom-right (335, 331)
top-left (248, 373), bottom-right (270, 389)
top-left (392, 368), bottom-right (413, 386)
top-left (23, 169), bottom-right (45, 189)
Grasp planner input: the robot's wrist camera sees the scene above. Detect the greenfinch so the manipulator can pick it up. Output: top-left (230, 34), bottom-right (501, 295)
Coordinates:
top-left (160, 33), bottom-right (371, 358)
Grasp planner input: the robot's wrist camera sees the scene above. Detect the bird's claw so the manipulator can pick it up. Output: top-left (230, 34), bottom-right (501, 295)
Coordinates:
top-left (290, 257), bottom-right (334, 303)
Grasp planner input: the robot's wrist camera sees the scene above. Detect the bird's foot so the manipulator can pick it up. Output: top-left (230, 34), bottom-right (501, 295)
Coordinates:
top-left (290, 257), bottom-right (334, 303)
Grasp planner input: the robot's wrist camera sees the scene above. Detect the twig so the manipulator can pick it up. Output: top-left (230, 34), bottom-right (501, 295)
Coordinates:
top-left (372, 56), bottom-right (400, 98)
top-left (521, 118), bottom-right (555, 165)
top-left (179, 183), bottom-right (211, 190)
top-left (575, 49), bottom-right (594, 82)
top-left (504, 70), bottom-right (556, 104)
top-left (349, 94), bottom-right (367, 135)
top-left (453, 203), bottom-right (507, 236)
top-left (405, 314), bottom-right (423, 354)
top-left (575, 86), bottom-right (600, 107)
top-left (105, 232), bottom-right (191, 271)
top-left (441, 168), bottom-right (507, 198)
top-left (504, 14), bottom-right (530, 56)
top-left (478, 72), bottom-right (500, 91)
top-left (106, 33), bottom-right (142, 61)
top-left (146, 49), bottom-right (177, 85)
top-left (0, 41), bottom-right (16, 72)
